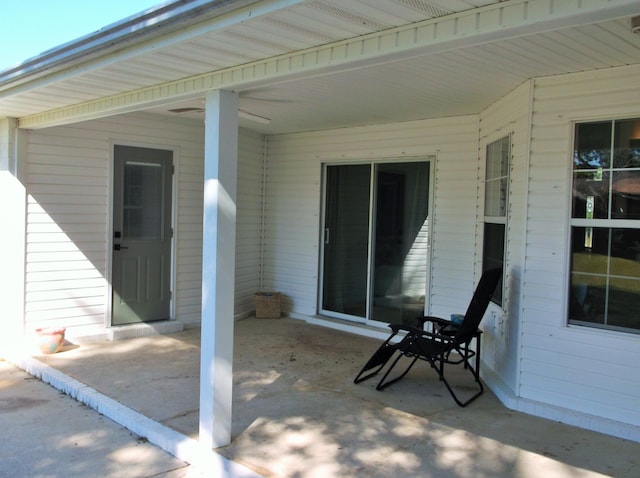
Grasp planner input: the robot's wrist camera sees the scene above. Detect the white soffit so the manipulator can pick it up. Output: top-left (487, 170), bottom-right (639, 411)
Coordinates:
top-left (3, 0), bottom-right (640, 132)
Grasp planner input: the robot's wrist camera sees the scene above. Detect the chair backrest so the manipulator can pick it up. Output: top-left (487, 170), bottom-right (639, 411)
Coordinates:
top-left (455, 268), bottom-right (503, 341)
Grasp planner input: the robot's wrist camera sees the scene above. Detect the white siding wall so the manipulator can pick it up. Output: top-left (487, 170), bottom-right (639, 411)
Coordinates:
top-left (264, 116), bottom-right (481, 319)
top-left (18, 64), bottom-right (640, 438)
top-left (236, 129), bottom-right (266, 314)
top-left (24, 112), bottom-right (264, 335)
top-left (175, 126), bottom-right (264, 324)
top-left (26, 122), bottom-right (113, 334)
top-left (522, 64), bottom-right (640, 429)
top-left (477, 82), bottom-right (531, 394)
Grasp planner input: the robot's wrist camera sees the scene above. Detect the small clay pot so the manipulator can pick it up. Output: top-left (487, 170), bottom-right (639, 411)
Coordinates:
top-left (35, 327), bottom-right (66, 354)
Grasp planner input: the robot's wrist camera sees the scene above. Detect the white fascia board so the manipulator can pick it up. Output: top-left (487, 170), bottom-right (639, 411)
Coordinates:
top-left (19, 0), bottom-right (640, 130)
top-left (0, 0), bottom-right (304, 97)
top-left (0, 0), bottom-right (291, 91)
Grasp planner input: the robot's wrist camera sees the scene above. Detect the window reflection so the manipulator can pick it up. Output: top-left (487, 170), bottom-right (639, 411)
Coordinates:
top-left (613, 118), bottom-right (640, 168)
top-left (571, 227), bottom-right (608, 274)
top-left (572, 170), bottom-right (609, 219)
top-left (612, 171), bottom-right (640, 219)
top-left (573, 121), bottom-right (611, 169)
top-left (570, 227), bottom-right (640, 330)
top-left (124, 162), bottom-right (163, 240)
top-left (483, 135), bottom-right (509, 306)
top-left (570, 117), bottom-right (640, 333)
top-left (608, 277), bottom-right (640, 329)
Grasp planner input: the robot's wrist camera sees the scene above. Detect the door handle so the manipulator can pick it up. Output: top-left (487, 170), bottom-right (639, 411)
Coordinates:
top-left (325, 228), bottom-right (330, 245)
top-left (114, 244), bottom-right (129, 251)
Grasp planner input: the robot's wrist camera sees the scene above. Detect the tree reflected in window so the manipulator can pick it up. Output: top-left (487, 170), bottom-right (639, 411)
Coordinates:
top-left (570, 118), bottom-right (640, 333)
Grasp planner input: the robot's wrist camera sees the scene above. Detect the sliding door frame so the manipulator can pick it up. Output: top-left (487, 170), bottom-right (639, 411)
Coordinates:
top-left (318, 156), bottom-right (435, 327)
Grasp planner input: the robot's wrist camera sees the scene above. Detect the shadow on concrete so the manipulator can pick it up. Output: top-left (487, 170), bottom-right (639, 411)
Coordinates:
top-left (35, 318), bottom-right (638, 478)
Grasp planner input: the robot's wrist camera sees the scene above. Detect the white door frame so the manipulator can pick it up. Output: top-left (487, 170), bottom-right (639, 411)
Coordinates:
top-left (318, 156), bottom-right (435, 327)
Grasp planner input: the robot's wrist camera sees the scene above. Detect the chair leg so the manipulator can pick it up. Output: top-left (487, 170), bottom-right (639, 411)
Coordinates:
top-left (444, 338), bottom-right (476, 367)
top-left (354, 340), bottom-right (397, 384)
top-left (440, 374), bottom-right (484, 407)
top-left (474, 334), bottom-right (481, 379)
top-left (437, 356), bottom-right (484, 407)
top-left (355, 330), bottom-right (485, 406)
top-left (376, 354), bottom-right (419, 390)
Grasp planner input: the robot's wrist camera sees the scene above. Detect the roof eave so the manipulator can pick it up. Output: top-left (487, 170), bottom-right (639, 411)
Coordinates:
top-left (0, 0), bottom-right (259, 92)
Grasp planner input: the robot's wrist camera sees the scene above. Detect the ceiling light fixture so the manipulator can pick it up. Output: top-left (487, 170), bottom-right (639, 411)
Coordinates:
top-left (168, 107), bottom-right (203, 114)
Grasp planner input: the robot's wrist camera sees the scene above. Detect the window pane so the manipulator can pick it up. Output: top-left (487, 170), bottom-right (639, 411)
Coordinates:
top-left (322, 164), bottom-right (371, 318)
top-left (607, 277), bottom-right (640, 329)
top-left (574, 121), bottom-right (611, 169)
top-left (485, 136), bottom-right (509, 217)
top-left (485, 177), bottom-right (507, 216)
top-left (571, 227), bottom-right (609, 275)
top-left (611, 171), bottom-right (640, 219)
top-left (613, 118), bottom-right (640, 168)
top-left (569, 273), bottom-right (606, 325)
top-left (483, 223), bottom-right (504, 305)
top-left (486, 136), bottom-right (510, 179)
top-left (609, 228), bottom-right (640, 277)
top-left (569, 227), bottom-right (609, 325)
top-left (569, 227), bottom-right (640, 332)
top-left (572, 170), bottom-right (609, 219)
top-left (372, 162), bottom-right (430, 325)
top-left (499, 137), bottom-right (510, 176)
top-left (123, 162), bottom-right (163, 240)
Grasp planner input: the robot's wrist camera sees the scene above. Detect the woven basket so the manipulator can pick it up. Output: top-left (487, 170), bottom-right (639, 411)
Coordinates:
top-left (255, 292), bottom-right (281, 319)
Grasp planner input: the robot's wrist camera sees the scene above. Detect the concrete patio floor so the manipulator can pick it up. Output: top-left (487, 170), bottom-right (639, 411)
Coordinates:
top-left (31, 317), bottom-right (639, 477)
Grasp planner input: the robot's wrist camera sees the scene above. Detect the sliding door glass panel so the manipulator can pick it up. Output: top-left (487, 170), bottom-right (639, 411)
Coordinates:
top-left (372, 162), bottom-right (430, 325)
top-left (322, 164), bottom-right (371, 318)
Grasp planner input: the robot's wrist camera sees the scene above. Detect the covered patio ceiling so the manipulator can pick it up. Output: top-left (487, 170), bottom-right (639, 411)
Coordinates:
top-left (1, 0), bottom-right (639, 134)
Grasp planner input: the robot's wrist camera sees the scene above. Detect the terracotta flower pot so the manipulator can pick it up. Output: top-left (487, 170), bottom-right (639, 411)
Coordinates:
top-left (35, 327), bottom-right (66, 354)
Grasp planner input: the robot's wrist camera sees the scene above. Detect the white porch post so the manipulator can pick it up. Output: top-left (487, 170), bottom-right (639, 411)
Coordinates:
top-left (199, 90), bottom-right (238, 449)
top-left (0, 118), bottom-right (26, 356)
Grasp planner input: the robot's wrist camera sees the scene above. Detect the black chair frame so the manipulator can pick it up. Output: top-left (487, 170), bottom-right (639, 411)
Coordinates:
top-left (354, 268), bottom-right (502, 407)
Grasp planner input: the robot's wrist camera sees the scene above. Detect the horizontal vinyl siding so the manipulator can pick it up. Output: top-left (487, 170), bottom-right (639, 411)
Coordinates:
top-left (523, 64), bottom-right (640, 425)
top-left (236, 130), bottom-right (266, 316)
top-left (265, 116), bottom-right (481, 319)
top-left (261, 133), bottom-right (320, 316)
top-left (477, 81), bottom-right (531, 394)
top-left (25, 113), bottom-right (205, 333)
top-left (429, 118), bottom-right (482, 316)
top-left (25, 126), bottom-right (110, 331)
top-left (25, 112), bottom-right (263, 333)
top-left (174, 130), bottom-right (204, 325)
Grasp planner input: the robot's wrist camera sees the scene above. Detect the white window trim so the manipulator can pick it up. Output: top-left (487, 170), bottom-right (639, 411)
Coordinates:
top-left (482, 134), bottom-right (511, 308)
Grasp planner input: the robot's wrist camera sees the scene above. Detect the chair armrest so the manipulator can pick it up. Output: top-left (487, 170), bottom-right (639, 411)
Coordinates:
top-left (389, 323), bottom-right (455, 343)
top-left (417, 316), bottom-right (453, 328)
top-left (389, 323), bottom-right (417, 334)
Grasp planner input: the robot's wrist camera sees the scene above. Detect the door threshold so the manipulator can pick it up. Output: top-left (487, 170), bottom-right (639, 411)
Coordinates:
top-left (107, 320), bottom-right (184, 341)
top-left (300, 314), bottom-right (391, 340)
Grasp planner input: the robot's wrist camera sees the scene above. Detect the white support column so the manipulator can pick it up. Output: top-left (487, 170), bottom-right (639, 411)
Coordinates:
top-left (0, 118), bottom-right (26, 356)
top-left (199, 90), bottom-right (238, 449)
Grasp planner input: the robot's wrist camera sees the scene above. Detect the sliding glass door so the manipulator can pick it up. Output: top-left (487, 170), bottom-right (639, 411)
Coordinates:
top-left (320, 160), bottom-right (431, 325)
top-left (321, 164), bottom-right (371, 318)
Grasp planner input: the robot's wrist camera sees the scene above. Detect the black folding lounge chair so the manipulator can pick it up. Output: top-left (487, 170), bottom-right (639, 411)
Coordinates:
top-left (354, 268), bottom-right (502, 407)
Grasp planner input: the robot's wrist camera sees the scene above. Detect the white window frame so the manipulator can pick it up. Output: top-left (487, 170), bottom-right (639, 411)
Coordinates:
top-left (483, 135), bottom-right (511, 307)
top-left (568, 117), bottom-right (640, 334)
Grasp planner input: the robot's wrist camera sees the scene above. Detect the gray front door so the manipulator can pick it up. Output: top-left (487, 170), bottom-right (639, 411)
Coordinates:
top-left (112, 145), bottom-right (173, 325)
